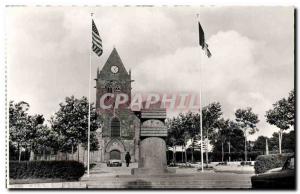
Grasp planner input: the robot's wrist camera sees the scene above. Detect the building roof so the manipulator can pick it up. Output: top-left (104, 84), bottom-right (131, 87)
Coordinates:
top-left (100, 48), bottom-right (129, 75)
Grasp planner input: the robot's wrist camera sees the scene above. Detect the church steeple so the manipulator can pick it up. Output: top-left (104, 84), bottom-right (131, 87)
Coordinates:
top-left (99, 48), bottom-right (129, 76)
top-left (96, 47), bottom-right (132, 110)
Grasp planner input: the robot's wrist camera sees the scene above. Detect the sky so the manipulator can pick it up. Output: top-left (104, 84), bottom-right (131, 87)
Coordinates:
top-left (6, 6), bottom-right (294, 140)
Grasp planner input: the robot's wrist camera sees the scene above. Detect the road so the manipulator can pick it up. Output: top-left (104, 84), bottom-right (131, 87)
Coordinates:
top-left (81, 163), bottom-right (253, 189)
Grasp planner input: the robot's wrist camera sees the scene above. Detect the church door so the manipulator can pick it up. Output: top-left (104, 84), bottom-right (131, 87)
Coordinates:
top-left (110, 150), bottom-right (121, 160)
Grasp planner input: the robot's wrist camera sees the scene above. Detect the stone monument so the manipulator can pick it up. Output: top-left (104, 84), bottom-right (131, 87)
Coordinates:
top-left (131, 107), bottom-right (175, 175)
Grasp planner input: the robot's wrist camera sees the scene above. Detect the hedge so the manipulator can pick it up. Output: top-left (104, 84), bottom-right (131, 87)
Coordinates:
top-left (9, 160), bottom-right (85, 180)
top-left (254, 154), bottom-right (293, 174)
top-left (167, 150), bottom-right (263, 163)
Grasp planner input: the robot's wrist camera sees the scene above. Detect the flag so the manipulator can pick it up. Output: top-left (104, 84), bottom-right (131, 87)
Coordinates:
top-left (92, 19), bottom-right (103, 57)
top-left (198, 22), bottom-right (212, 58)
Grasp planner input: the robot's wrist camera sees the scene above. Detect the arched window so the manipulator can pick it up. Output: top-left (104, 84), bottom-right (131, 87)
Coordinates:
top-left (105, 85), bottom-right (113, 93)
top-left (105, 83), bottom-right (113, 101)
top-left (111, 117), bottom-right (120, 137)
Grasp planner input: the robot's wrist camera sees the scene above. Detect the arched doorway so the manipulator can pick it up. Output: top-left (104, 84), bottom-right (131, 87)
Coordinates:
top-left (110, 150), bottom-right (121, 160)
top-left (105, 138), bottom-right (126, 161)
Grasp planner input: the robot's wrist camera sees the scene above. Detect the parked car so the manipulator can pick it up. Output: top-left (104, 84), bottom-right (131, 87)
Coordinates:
top-left (240, 161), bottom-right (254, 166)
top-left (251, 155), bottom-right (295, 189)
top-left (107, 159), bottom-right (122, 167)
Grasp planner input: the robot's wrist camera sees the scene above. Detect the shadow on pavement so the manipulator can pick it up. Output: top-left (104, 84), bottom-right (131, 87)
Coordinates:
top-left (124, 179), bottom-right (152, 189)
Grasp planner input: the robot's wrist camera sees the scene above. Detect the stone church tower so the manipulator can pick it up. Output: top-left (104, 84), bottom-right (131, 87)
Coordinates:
top-left (94, 48), bottom-right (140, 162)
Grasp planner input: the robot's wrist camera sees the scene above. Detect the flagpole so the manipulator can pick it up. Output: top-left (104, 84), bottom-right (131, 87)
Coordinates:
top-left (87, 12), bottom-right (93, 176)
top-left (199, 49), bottom-right (204, 172)
top-left (197, 14), bottom-right (204, 172)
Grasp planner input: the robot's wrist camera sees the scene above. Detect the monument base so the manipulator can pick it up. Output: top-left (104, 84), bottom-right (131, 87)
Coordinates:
top-left (131, 137), bottom-right (175, 176)
top-left (131, 168), bottom-right (176, 175)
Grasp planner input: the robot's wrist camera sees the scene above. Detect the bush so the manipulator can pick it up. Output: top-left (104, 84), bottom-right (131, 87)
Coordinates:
top-left (254, 154), bottom-right (293, 174)
top-left (9, 160), bottom-right (85, 180)
top-left (210, 151), bottom-right (263, 162)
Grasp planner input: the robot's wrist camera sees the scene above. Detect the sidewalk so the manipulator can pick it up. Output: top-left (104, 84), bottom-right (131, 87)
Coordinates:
top-left (213, 164), bottom-right (255, 174)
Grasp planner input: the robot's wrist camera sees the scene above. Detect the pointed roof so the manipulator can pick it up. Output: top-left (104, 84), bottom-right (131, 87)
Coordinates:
top-left (100, 48), bottom-right (129, 75)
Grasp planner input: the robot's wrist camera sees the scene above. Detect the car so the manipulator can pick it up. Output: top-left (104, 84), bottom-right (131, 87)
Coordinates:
top-left (251, 155), bottom-right (295, 189)
top-left (107, 159), bottom-right (122, 167)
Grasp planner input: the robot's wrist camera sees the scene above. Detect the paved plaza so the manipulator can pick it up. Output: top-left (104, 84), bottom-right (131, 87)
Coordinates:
top-left (9, 163), bottom-right (254, 189)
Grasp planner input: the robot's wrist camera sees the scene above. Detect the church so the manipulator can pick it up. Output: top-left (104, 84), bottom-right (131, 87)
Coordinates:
top-left (94, 48), bottom-right (141, 163)
top-left (34, 48), bottom-right (167, 165)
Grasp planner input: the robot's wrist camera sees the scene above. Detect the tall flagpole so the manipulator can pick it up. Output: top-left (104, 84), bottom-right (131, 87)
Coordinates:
top-left (199, 47), bottom-right (204, 172)
top-left (87, 12), bottom-right (94, 176)
top-left (197, 14), bottom-right (204, 172)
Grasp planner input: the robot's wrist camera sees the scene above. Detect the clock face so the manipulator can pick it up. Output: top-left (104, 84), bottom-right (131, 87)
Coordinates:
top-left (111, 66), bottom-right (119, 74)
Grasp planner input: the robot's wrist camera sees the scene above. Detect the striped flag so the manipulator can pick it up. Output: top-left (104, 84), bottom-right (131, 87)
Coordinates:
top-left (198, 22), bottom-right (211, 58)
top-left (92, 19), bottom-right (103, 57)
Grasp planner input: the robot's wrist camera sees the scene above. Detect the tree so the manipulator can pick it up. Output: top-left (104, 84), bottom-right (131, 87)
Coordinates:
top-left (189, 134), bottom-right (202, 161)
top-left (211, 121), bottom-right (244, 150)
top-left (266, 90), bottom-right (295, 154)
top-left (180, 112), bottom-right (200, 163)
top-left (34, 125), bottom-right (52, 160)
top-left (211, 120), bottom-right (244, 161)
top-left (9, 101), bottom-right (45, 161)
top-left (9, 101), bottom-right (30, 161)
top-left (166, 116), bottom-right (187, 164)
top-left (253, 136), bottom-right (269, 154)
top-left (235, 107), bottom-right (259, 162)
top-left (269, 130), bottom-right (295, 153)
top-left (81, 132), bottom-right (100, 163)
top-left (167, 104), bottom-right (223, 164)
top-left (215, 119), bottom-right (230, 162)
top-left (50, 96), bottom-right (99, 159)
top-left (212, 119), bottom-right (240, 162)
top-left (228, 123), bottom-right (245, 153)
top-left (32, 124), bottom-right (63, 160)
top-left (9, 101), bottom-right (65, 161)
top-left (287, 90), bottom-right (295, 126)
top-left (282, 130), bottom-right (295, 152)
top-left (27, 114), bottom-right (45, 160)
top-left (166, 111), bottom-right (200, 164)
top-left (202, 102), bottom-right (222, 165)
top-left (166, 130), bottom-right (176, 162)
top-left (81, 131), bottom-right (100, 151)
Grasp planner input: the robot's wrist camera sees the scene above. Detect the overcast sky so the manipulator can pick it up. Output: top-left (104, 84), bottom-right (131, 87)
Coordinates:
top-left (6, 6), bottom-right (294, 140)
